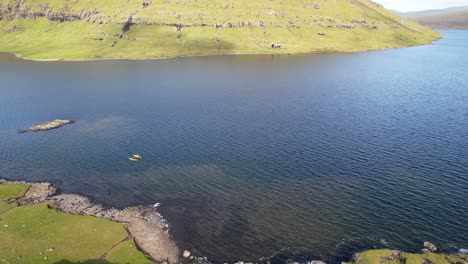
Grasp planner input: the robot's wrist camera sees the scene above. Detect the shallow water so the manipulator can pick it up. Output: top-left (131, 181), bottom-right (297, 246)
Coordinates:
top-left (1, 30), bottom-right (467, 263)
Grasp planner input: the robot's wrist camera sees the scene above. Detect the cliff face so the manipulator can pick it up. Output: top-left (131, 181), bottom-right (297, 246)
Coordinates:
top-left (0, 0), bottom-right (441, 60)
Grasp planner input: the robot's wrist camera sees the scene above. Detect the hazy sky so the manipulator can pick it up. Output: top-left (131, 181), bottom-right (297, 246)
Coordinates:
top-left (374, 0), bottom-right (468, 12)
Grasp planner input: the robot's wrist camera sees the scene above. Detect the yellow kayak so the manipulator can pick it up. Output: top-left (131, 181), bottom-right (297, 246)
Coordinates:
top-left (133, 154), bottom-right (142, 159)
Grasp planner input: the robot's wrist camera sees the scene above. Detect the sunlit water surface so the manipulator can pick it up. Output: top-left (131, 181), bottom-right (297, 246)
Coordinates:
top-left (1, 30), bottom-right (467, 263)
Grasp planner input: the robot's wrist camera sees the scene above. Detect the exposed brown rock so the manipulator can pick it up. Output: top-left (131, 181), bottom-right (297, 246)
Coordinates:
top-left (126, 206), bottom-right (179, 263)
top-left (17, 182), bottom-right (57, 205)
top-left (422, 259), bottom-right (434, 264)
top-left (143, 0), bottom-right (152, 8)
top-left (381, 251), bottom-right (406, 264)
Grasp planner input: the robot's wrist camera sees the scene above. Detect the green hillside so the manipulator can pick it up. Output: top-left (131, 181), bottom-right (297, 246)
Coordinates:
top-left (0, 0), bottom-right (440, 60)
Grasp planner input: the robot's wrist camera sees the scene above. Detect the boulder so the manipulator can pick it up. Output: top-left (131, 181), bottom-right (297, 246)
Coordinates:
top-left (422, 259), bottom-right (434, 264)
top-left (142, 0), bottom-right (152, 7)
top-left (271, 43), bottom-right (282, 48)
top-left (183, 250), bottom-right (191, 258)
top-left (382, 251), bottom-right (405, 262)
top-left (423, 242), bottom-right (438, 252)
top-left (389, 251), bottom-right (401, 259)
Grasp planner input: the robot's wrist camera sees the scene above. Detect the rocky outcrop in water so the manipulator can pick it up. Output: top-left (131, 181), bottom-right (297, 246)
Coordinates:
top-left (423, 242), bottom-right (438, 253)
top-left (183, 250), bottom-right (191, 258)
top-left (19, 119), bottom-right (74, 133)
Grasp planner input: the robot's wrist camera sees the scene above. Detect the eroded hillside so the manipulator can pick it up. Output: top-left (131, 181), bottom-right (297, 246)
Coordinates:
top-left (0, 0), bottom-right (441, 60)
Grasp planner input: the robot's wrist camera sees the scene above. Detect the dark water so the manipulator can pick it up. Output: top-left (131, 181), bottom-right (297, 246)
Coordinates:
top-left (1, 30), bottom-right (467, 263)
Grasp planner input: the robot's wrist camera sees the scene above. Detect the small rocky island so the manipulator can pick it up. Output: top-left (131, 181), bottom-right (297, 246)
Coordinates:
top-left (19, 119), bottom-right (74, 133)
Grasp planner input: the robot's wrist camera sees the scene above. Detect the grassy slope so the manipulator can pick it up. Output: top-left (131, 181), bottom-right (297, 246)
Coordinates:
top-left (399, 6), bottom-right (468, 18)
top-left (352, 249), bottom-right (468, 264)
top-left (0, 184), bottom-right (30, 214)
top-left (0, 0), bottom-right (440, 60)
top-left (0, 184), bottom-right (152, 264)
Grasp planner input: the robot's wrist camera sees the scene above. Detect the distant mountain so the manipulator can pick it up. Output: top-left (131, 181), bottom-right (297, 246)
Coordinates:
top-left (0, 0), bottom-right (440, 60)
top-left (398, 6), bottom-right (468, 30)
top-left (398, 6), bottom-right (468, 18)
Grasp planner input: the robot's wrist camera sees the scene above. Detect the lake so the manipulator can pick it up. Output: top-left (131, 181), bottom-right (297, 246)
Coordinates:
top-left (0, 30), bottom-right (467, 263)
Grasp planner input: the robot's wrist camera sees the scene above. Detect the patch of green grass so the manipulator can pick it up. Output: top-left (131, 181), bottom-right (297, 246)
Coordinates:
top-left (0, 184), bottom-right (29, 214)
top-left (0, 201), bottom-right (16, 215)
top-left (353, 249), bottom-right (396, 264)
top-left (352, 249), bottom-right (468, 264)
top-left (0, 184), bottom-right (30, 199)
top-left (0, 0), bottom-right (441, 60)
top-left (105, 239), bottom-right (153, 264)
top-left (0, 184), bottom-right (152, 264)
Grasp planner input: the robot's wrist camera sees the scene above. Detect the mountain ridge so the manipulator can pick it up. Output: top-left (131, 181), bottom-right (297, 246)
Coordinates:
top-left (395, 6), bottom-right (468, 30)
top-left (395, 5), bottom-right (468, 18)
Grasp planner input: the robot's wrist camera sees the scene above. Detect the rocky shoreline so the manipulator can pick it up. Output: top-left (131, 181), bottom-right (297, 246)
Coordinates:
top-left (1, 179), bottom-right (466, 264)
top-left (0, 178), bottom-right (179, 263)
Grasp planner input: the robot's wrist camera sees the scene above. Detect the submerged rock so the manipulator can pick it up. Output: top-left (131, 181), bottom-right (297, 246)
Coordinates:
top-left (19, 119), bottom-right (74, 133)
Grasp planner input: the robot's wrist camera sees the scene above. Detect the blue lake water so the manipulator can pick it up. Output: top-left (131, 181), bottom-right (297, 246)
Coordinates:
top-left (0, 30), bottom-right (467, 263)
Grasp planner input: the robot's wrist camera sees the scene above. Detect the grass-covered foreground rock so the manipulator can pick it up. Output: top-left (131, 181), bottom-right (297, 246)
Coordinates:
top-left (0, 0), bottom-right (441, 60)
top-left (2, 183), bottom-right (466, 264)
top-left (0, 183), bottom-right (153, 264)
top-left (350, 249), bottom-right (468, 264)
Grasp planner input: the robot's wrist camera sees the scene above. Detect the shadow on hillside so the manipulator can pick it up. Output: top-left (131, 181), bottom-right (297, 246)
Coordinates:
top-left (113, 24), bottom-right (239, 56)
